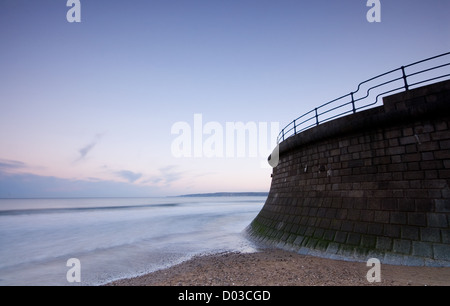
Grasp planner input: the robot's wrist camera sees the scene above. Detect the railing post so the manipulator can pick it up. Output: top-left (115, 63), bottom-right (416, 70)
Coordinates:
top-left (351, 92), bottom-right (356, 114)
top-left (401, 66), bottom-right (409, 91)
top-left (276, 53), bottom-right (449, 144)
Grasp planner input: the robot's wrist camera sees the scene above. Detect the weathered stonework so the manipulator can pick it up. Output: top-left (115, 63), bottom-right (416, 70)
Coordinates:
top-left (246, 80), bottom-right (450, 266)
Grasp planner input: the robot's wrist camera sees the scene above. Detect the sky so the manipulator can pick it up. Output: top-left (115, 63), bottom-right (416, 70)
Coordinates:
top-left (0, 0), bottom-right (449, 198)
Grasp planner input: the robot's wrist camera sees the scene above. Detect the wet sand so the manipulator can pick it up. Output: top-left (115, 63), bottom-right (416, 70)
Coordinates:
top-left (106, 249), bottom-right (450, 286)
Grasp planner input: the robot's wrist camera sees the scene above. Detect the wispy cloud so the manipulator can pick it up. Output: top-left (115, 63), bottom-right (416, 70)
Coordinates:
top-left (76, 133), bottom-right (105, 162)
top-left (0, 171), bottom-right (156, 198)
top-left (115, 170), bottom-right (142, 183)
top-left (79, 143), bottom-right (96, 160)
top-left (0, 159), bottom-right (27, 171)
top-left (143, 165), bottom-right (185, 186)
top-left (159, 165), bottom-right (183, 184)
top-left (0, 159), bottom-right (29, 175)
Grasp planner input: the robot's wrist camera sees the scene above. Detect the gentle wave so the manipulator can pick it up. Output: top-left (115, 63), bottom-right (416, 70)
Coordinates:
top-left (0, 202), bottom-right (180, 216)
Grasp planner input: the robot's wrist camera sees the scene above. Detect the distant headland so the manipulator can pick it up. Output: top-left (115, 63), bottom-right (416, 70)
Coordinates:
top-left (175, 192), bottom-right (269, 197)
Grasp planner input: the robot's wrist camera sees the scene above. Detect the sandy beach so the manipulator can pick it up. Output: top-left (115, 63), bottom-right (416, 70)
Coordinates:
top-left (106, 249), bottom-right (450, 286)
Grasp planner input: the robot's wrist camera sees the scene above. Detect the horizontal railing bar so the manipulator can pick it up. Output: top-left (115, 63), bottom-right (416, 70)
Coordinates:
top-left (353, 76), bottom-right (404, 104)
top-left (318, 109), bottom-right (355, 125)
top-left (292, 109), bottom-right (316, 123)
top-left (296, 117), bottom-right (316, 127)
top-left (352, 67), bottom-right (401, 95)
top-left (276, 52), bottom-right (450, 144)
top-left (318, 100), bottom-right (354, 117)
top-left (361, 85), bottom-right (406, 110)
top-left (296, 123), bottom-right (317, 133)
top-left (408, 74), bottom-right (450, 89)
top-left (403, 51), bottom-right (450, 69)
top-left (406, 63), bottom-right (450, 79)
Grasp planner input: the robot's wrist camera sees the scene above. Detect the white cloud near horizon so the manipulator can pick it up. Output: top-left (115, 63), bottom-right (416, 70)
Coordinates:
top-left (115, 170), bottom-right (143, 183)
top-left (142, 165), bottom-right (186, 187)
top-left (0, 168), bottom-right (156, 198)
top-left (0, 159), bottom-right (27, 172)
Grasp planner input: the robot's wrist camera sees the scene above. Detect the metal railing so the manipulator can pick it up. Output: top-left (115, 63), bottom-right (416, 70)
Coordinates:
top-left (278, 52), bottom-right (450, 144)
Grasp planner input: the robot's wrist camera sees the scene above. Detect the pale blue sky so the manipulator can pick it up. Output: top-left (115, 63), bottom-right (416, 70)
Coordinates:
top-left (0, 0), bottom-right (449, 197)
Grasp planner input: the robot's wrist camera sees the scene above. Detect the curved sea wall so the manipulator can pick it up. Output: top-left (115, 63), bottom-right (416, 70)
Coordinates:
top-left (247, 80), bottom-right (450, 266)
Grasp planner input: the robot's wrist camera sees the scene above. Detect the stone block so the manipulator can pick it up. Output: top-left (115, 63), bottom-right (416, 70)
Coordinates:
top-left (412, 241), bottom-right (433, 257)
top-left (361, 235), bottom-right (377, 249)
top-left (383, 224), bottom-right (401, 238)
top-left (407, 213), bottom-right (427, 226)
top-left (367, 223), bottom-right (384, 236)
top-left (439, 169), bottom-right (450, 179)
top-left (381, 199), bottom-right (398, 211)
top-left (427, 213), bottom-right (448, 228)
top-left (435, 199), bottom-right (450, 213)
top-left (384, 253), bottom-right (407, 266)
top-left (440, 139), bottom-right (450, 149)
top-left (433, 244), bottom-right (450, 261)
top-left (326, 242), bottom-right (340, 254)
top-left (434, 121), bottom-right (448, 131)
top-left (360, 210), bottom-right (374, 222)
top-left (441, 229), bottom-right (450, 244)
top-left (393, 239), bottom-right (411, 255)
top-left (385, 129), bottom-right (402, 139)
top-left (334, 231), bottom-right (348, 244)
top-left (313, 228), bottom-right (324, 239)
top-left (418, 141), bottom-right (439, 151)
top-left (390, 212), bottom-right (407, 225)
top-left (431, 130), bottom-right (450, 141)
top-left (414, 199), bottom-right (434, 212)
top-left (374, 211), bottom-right (390, 223)
top-left (293, 235), bottom-right (305, 246)
top-left (420, 228), bottom-right (441, 243)
top-left (323, 230), bottom-right (335, 241)
top-left (401, 226), bottom-right (419, 240)
top-left (376, 237), bottom-right (392, 251)
top-left (400, 136), bottom-right (417, 145)
top-left (341, 220), bottom-right (354, 231)
top-left (305, 238), bottom-right (318, 248)
top-left (315, 240), bottom-right (329, 251)
top-left (353, 222), bottom-right (368, 234)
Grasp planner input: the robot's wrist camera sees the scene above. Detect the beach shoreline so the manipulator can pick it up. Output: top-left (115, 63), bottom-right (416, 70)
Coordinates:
top-left (105, 248), bottom-right (450, 286)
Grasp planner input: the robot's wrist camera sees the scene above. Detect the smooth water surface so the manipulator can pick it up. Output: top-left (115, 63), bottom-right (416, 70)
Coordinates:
top-left (0, 197), bottom-right (264, 285)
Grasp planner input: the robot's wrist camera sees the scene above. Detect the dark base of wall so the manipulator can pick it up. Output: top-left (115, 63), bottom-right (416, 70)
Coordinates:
top-left (247, 80), bottom-right (450, 267)
top-left (245, 220), bottom-right (450, 267)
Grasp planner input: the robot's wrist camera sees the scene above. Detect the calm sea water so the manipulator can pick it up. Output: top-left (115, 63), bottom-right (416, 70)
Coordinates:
top-left (0, 196), bottom-right (265, 286)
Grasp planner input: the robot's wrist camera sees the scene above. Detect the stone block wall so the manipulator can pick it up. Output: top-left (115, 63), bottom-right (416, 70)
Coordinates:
top-left (246, 80), bottom-right (450, 266)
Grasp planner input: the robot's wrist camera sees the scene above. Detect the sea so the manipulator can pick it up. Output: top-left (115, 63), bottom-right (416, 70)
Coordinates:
top-left (0, 196), bottom-right (265, 286)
